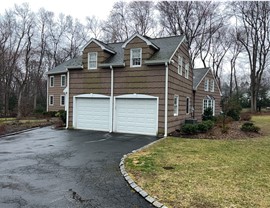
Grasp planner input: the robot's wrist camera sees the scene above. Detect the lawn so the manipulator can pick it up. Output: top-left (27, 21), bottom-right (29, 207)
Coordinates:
top-left (125, 115), bottom-right (270, 208)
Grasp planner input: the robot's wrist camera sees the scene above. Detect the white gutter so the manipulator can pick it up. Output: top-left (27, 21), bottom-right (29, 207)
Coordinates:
top-left (110, 65), bottom-right (114, 133)
top-left (164, 62), bottom-right (169, 137)
top-left (46, 76), bottom-right (49, 112)
top-left (66, 70), bottom-right (70, 129)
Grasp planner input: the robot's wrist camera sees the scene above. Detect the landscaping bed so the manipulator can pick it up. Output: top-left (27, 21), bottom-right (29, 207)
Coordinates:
top-left (125, 115), bottom-right (270, 208)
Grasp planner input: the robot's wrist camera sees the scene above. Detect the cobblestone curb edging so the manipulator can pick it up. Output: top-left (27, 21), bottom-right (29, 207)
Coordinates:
top-left (119, 137), bottom-right (168, 208)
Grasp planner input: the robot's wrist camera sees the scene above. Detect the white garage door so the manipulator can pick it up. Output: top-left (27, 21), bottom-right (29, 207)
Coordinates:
top-left (75, 97), bottom-right (110, 131)
top-left (115, 98), bottom-right (158, 136)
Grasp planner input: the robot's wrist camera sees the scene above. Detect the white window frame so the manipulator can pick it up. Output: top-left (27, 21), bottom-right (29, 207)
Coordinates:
top-left (186, 97), bottom-right (190, 114)
top-left (174, 95), bottom-right (179, 116)
top-left (203, 98), bottom-right (215, 116)
top-left (130, 48), bottom-right (142, 67)
top-left (178, 55), bottom-right (183, 75)
top-left (185, 63), bottom-right (189, 79)
top-left (60, 95), bottom-right (65, 106)
top-left (49, 95), bottom-right (54, 106)
top-left (88, 52), bottom-right (98, 70)
top-left (49, 76), bottom-right (54, 87)
top-left (204, 78), bottom-right (209, 91)
top-left (61, 75), bottom-right (66, 87)
top-left (210, 79), bottom-right (215, 92)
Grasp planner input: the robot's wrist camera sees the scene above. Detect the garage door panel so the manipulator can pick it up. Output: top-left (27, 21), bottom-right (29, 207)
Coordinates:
top-left (115, 98), bottom-right (158, 135)
top-left (75, 98), bottom-right (110, 131)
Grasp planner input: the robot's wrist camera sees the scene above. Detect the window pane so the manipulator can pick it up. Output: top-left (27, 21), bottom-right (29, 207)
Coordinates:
top-left (131, 48), bottom-right (141, 66)
top-left (88, 52), bottom-right (97, 69)
top-left (174, 95), bottom-right (179, 116)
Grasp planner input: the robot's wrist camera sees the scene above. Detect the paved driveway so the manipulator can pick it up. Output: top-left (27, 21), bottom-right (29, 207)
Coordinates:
top-left (0, 127), bottom-right (157, 208)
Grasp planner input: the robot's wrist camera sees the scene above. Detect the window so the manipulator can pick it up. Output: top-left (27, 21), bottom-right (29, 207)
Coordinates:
top-left (185, 63), bottom-right (189, 79)
top-left (61, 75), bottom-right (66, 87)
top-left (174, 95), bottom-right (179, 116)
top-left (88, 52), bottom-right (97, 69)
top-left (186, 97), bottom-right (190, 114)
top-left (49, 95), bottom-right (54, 106)
top-left (130, 48), bottom-right (142, 67)
top-left (178, 56), bottom-right (183, 75)
top-left (210, 79), bottom-right (215, 92)
top-left (60, 95), bottom-right (65, 106)
top-left (203, 96), bottom-right (215, 115)
top-left (204, 78), bottom-right (209, 91)
top-left (49, 76), bottom-right (54, 87)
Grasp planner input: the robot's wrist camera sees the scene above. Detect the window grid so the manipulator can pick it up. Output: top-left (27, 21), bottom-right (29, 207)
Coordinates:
top-left (49, 95), bottom-right (54, 106)
top-left (210, 79), bottom-right (215, 92)
top-left (131, 48), bottom-right (142, 67)
top-left (61, 75), bottom-right (66, 87)
top-left (88, 52), bottom-right (97, 69)
top-left (178, 56), bottom-right (183, 75)
top-left (50, 76), bottom-right (54, 87)
top-left (185, 63), bottom-right (189, 79)
top-left (204, 78), bottom-right (209, 91)
top-left (60, 95), bottom-right (65, 106)
top-left (174, 95), bottom-right (179, 116)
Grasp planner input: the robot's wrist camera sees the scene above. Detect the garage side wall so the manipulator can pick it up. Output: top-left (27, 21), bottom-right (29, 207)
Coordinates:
top-left (167, 42), bottom-right (193, 133)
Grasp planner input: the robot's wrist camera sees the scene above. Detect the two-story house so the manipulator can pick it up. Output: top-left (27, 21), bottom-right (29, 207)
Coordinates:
top-left (47, 34), bottom-right (221, 136)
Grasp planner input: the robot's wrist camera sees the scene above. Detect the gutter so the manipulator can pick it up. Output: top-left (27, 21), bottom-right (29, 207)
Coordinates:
top-left (110, 65), bottom-right (114, 133)
top-left (164, 62), bottom-right (169, 137)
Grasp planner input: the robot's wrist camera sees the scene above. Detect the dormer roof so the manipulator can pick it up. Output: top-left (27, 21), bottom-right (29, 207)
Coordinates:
top-left (122, 33), bottom-right (159, 50)
top-left (82, 38), bottom-right (116, 54)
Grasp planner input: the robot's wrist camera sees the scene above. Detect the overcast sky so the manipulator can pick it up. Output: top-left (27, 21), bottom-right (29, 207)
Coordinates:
top-left (0, 0), bottom-right (123, 22)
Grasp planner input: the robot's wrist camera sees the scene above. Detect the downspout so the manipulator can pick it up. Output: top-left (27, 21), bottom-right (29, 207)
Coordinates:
top-left (66, 70), bottom-right (70, 129)
top-left (164, 62), bottom-right (169, 137)
top-left (110, 65), bottom-right (114, 133)
top-left (46, 76), bottom-right (49, 112)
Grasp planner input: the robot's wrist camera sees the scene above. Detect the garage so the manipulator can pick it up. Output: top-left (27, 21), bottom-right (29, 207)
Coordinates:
top-left (114, 94), bottom-right (158, 136)
top-left (73, 94), bottom-right (111, 131)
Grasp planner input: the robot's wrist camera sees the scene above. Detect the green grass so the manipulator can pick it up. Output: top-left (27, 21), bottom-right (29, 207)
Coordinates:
top-left (125, 115), bottom-right (270, 208)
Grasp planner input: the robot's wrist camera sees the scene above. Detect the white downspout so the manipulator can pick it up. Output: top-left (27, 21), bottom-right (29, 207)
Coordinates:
top-left (110, 65), bottom-right (114, 133)
top-left (66, 70), bottom-right (70, 129)
top-left (46, 76), bottom-right (49, 112)
top-left (164, 62), bottom-right (169, 137)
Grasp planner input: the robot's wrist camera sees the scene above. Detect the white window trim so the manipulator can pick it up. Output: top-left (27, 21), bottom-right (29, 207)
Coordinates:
top-left (61, 75), bottom-right (66, 87)
top-left (186, 97), bottom-right (190, 114)
top-left (88, 52), bottom-right (98, 70)
top-left (204, 78), bottom-right (209, 91)
top-left (60, 95), bottom-right (65, 106)
top-left (202, 98), bottom-right (215, 116)
top-left (174, 95), bottom-right (179, 116)
top-left (130, 48), bottom-right (142, 67)
top-left (49, 95), bottom-right (54, 106)
top-left (49, 76), bottom-right (54, 87)
top-left (178, 55), bottom-right (183, 75)
top-left (210, 79), bottom-right (215, 92)
top-left (185, 63), bottom-right (189, 79)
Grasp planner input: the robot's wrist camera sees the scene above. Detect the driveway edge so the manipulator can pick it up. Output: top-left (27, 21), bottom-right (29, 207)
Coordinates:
top-left (119, 137), bottom-right (168, 208)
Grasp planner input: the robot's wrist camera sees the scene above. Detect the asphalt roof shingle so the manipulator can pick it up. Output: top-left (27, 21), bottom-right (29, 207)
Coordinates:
top-left (193, 67), bottom-right (210, 90)
top-left (47, 56), bottom-right (82, 75)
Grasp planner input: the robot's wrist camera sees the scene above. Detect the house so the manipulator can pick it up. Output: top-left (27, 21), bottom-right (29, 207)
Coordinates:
top-left (47, 34), bottom-right (221, 136)
top-left (193, 67), bottom-right (222, 120)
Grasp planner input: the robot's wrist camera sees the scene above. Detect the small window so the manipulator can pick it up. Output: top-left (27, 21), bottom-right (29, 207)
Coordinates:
top-left (178, 56), bottom-right (183, 75)
top-left (60, 95), bottom-right (65, 106)
top-left (49, 95), bottom-right (54, 106)
top-left (49, 76), bottom-right (54, 87)
top-left (88, 52), bottom-right (97, 69)
top-left (210, 79), bottom-right (215, 92)
top-left (130, 48), bottom-right (142, 67)
top-left (174, 95), bottom-right (179, 116)
top-left (61, 75), bottom-right (66, 87)
top-left (185, 63), bottom-right (189, 79)
top-left (186, 97), bottom-right (190, 114)
top-left (204, 78), bottom-right (209, 91)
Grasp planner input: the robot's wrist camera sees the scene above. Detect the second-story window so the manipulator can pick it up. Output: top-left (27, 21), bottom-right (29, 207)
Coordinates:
top-left (210, 79), bottom-right (215, 92)
top-left (185, 63), bottom-right (189, 79)
top-left (130, 48), bottom-right (142, 67)
top-left (88, 52), bottom-right (97, 69)
top-left (204, 78), bottom-right (209, 91)
top-left (61, 75), bottom-right (66, 87)
top-left (178, 56), bottom-right (183, 75)
top-left (50, 76), bottom-right (54, 87)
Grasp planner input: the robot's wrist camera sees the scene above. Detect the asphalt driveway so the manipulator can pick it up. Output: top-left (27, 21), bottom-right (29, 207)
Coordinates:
top-left (0, 127), bottom-right (157, 208)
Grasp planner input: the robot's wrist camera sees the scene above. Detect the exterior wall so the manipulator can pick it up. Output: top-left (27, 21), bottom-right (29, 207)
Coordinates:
top-left (47, 73), bottom-right (66, 111)
top-left (193, 71), bottom-right (222, 121)
top-left (167, 42), bottom-right (193, 133)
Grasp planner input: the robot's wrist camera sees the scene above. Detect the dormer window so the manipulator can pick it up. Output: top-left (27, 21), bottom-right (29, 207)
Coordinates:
top-left (130, 48), bottom-right (142, 67)
top-left (88, 52), bottom-right (97, 69)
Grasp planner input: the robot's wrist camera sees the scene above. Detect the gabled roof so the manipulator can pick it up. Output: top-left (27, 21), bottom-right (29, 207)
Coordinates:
top-left (82, 38), bottom-right (116, 54)
top-left (47, 56), bottom-right (82, 75)
top-left (122, 33), bottom-right (159, 50)
top-left (193, 67), bottom-right (210, 90)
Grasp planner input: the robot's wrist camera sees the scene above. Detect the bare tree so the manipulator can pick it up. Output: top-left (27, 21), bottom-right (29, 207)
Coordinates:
top-left (234, 1), bottom-right (270, 112)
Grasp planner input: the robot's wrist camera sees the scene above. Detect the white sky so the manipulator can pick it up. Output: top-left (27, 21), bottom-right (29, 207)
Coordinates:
top-left (0, 0), bottom-right (122, 22)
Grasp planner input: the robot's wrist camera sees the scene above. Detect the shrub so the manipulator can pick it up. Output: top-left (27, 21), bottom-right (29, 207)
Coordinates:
top-left (203, 120), bottom-right (214, 130)
top-left (202, 107), bottom-right (213, 121)
top-left (43, 111), bottom-right (57, 117)
top-left (181, 124), bottom-right (198, 135)
top-left (197, 122), bottom-right (208, 133)
top-left (56, 110), bottom-right (66, 124)
top-left (241, 122), bottom-right (260, 133)
top-left (227, 109), bottom-right (240, 121)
